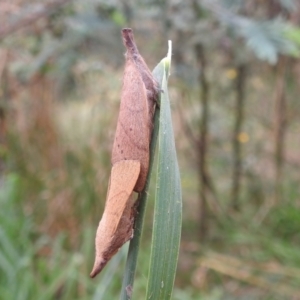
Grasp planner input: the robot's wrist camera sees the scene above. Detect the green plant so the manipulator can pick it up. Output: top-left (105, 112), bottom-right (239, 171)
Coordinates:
top-left (120, 41), bottom-right (182, 300)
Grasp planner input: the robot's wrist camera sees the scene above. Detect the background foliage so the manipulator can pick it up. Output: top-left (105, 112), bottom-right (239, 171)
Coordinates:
top-left (1, 0), bottom-right (300, 299)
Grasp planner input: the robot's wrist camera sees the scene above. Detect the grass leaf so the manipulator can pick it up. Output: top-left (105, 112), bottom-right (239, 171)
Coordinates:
top-left (146, 42), bottom-right (182, 300)
top-left (120, 41), bottom-right (182, 300)
top-left (119, 50), bottom-right (164, 300)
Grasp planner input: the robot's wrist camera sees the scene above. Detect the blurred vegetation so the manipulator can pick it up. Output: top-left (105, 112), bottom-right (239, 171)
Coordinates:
top-left (1, 0), bottom-right (300, 299)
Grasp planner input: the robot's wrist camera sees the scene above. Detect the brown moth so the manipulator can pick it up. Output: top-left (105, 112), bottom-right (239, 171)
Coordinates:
top-left (90, 28), bottom-right (159, 278)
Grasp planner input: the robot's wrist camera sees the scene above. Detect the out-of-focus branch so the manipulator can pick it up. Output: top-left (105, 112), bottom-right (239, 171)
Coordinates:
top-left (0, 0), bottom-right (72, 40)
top-left (194, 42), bottom-right (210, 241)
top-left (177, 90), bottom-right (200, 150)
top-left (231, 64), bottom-right (247, 211)
top-left (274, 57), bottom-right (288, 204)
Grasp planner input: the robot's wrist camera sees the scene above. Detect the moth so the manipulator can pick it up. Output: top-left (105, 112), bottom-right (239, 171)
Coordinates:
top-left (90, 28), bottom-right (159, 278)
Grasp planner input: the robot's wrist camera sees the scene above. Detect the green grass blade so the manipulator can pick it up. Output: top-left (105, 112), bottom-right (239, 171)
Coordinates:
top-left (146, 44), bottom-right (182, 299)
top-left (119, 58), bottom-right (165, 300)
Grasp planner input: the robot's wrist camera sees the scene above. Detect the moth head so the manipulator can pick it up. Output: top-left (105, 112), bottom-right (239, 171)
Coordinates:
top-left (122, 28), bottom-right (138, 55)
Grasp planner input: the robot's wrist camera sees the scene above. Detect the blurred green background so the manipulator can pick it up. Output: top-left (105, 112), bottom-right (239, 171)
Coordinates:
top-left (1, 0), bottom-right (300, 299)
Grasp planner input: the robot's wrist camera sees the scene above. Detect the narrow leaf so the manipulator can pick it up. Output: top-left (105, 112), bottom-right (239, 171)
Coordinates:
top-left (119, 53), bottom-right (166, 300)
top-left (146, 42), bottom-right (182, 300)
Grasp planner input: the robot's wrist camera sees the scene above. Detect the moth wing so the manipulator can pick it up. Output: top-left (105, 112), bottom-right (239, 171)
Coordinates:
top-left (112, 60), bottom-right (150, 191)
top-left (90, 160), bottom-right (140, 278)
top-left (101, 160), bottom-right (140, 235)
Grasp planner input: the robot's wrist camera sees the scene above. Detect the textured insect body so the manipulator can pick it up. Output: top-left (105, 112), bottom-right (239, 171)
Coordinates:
top-left (112, 28), bottom-right (159, 192)
top-left (90, 28), bottom-right (159, 278)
